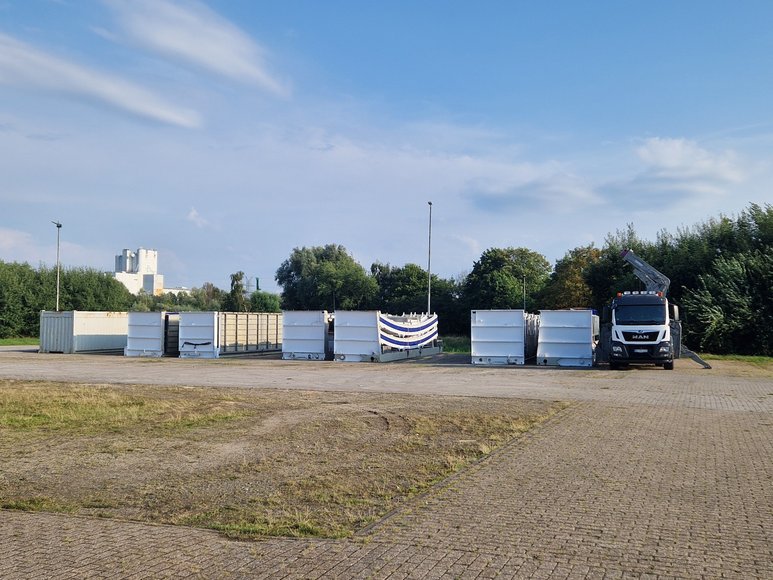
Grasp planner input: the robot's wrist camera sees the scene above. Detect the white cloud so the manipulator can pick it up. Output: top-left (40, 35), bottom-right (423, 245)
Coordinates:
top-left (0, 33), bottom-right (200, 128)
top-left (186, 207), bottom-right (209, 228)
top-left (636, 137), bottom-right (743, 185)
top-left (105, 0), bottom-right (289, 96)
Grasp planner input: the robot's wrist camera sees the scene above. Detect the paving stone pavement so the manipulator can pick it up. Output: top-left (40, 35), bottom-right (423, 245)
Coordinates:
top-left (1, 354), bottom-right (772, 578)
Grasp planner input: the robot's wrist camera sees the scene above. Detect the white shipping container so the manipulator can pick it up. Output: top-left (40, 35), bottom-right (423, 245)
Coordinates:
top-left (282, 311), bottom-right (331, 360)
top-left (125, 312), bottom-right (179, 357)
top-left (179, 311), bottom-right (219, 358)
top-left (39, 311), bottom-right (128, 353)
top-left (537, 310), bottom-right (599, 367)
top-left (334, 311), bottom-right (380, 362)
top-left (470, 309), bottom-right (538, 365)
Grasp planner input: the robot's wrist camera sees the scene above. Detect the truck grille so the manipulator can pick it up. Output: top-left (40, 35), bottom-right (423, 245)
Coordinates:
top-left (622, 332), bottom-right (656, 342)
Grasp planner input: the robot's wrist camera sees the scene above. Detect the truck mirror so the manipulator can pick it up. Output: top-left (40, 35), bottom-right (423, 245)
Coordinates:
top-left (670, 304), bottom-right (680, 321)
top-left (601, 305), bottom-right (611, 324)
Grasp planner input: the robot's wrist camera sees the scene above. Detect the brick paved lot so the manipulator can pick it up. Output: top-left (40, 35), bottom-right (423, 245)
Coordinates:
top-left (1, 351), bottom-right (772, 578)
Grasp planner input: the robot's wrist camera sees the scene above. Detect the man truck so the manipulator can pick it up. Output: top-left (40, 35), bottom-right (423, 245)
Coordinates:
top-left (597, 249), bottom-right (709, 370)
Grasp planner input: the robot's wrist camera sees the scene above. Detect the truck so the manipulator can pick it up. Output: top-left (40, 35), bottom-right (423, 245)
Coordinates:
top-left (598, 249), bottom-right (709, 370)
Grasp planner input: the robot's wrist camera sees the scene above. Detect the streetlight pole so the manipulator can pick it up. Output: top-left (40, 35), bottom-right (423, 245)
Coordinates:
top-left (427, 201), bottom-right (433, 314)
top-left (52, 221), bottom-right (62, 311)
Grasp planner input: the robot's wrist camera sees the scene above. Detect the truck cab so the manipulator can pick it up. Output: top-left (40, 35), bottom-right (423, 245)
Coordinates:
top-left (608, 291), bottom-right (675, 370)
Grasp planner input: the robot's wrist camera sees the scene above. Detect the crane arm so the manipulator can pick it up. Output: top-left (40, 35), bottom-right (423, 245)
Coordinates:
top-left (621, 249), bottom-right (670, 295)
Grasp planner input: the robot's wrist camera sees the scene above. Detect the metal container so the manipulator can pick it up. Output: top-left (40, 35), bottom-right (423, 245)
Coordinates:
top-left (334, 311), bottom-right (441, 362)
top-left (470, 309), bottom-right (539, 365)
top-left (179, 312), bottom-right (219, 358)
top-left (124, 312), bottom-right (180, 357)
top-left (178, 312), bottom-right (282, 358)
top-left (537, 310), bottom-right (599, 367)
top-left (282, 311), bottom-right (332, 360)
top-left (39, 310), bottom-right (129, 353)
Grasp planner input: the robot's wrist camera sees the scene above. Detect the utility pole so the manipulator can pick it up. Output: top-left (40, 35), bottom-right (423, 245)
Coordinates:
top-left (427, 201), bottom-right (433, 314)
top-left (52, 221), bottom-right (62, 311)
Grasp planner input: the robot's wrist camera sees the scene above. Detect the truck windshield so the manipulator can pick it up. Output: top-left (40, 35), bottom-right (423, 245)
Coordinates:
top-left (614, 304), bottom-right (666, 325)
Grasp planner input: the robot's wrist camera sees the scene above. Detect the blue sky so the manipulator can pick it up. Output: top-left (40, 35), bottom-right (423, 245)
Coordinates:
top-left (1, 0), bottom-right (771, 293)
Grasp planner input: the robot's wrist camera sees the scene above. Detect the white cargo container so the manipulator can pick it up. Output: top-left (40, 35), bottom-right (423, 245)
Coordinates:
top-left (124, 311), bottom-right (180, 357)
top-left (334, 311), bottom-right (440, 362)
top-left (282, 311), bottom-right (332, 360)
top-left (537, 309), bottom-right (599, 367)
top-left (39, 310), bottom-right (128, 354)
top-left (178, 312), bottom-right (282, 358)
top-left (470, 309), bottom-right (539, 365)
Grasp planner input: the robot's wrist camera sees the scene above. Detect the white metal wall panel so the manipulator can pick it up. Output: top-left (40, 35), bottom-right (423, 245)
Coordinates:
top-left (179, 311), bottom-right (219, 358)
top-left (125, 311), bottom-right (165, 357)
top-left (470, 309), bottom-right (527, 365)
top-left (39, 311), bottom-right (128, 353)
top-left (282, 311), bottom-right (330, 360)
top-left (333, 311), bottom-right (380, 362)
top-left (537, 310), bottom-right (597, 367)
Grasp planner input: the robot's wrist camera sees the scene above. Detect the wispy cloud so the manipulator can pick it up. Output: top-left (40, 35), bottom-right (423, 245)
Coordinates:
top-left (186, 207), bottom-right (209, 228)
top-left (105, 0), bottom-right (289, 97)
top-left (636, 137), bottom-right (743, 185)
top-left (600, 137), bottom-right (746, 204)
top-left (463, 162), bottom-right (600, 213)
top-left (0, 33), bottom-right (200, 128)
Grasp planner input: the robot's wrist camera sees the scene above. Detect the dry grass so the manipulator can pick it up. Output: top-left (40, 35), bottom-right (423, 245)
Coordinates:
top-left (0, 379), bottom-right (565, 539)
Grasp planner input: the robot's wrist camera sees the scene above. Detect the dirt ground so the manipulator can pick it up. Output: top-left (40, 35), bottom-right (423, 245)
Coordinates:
top-left (0, 379), bottom-right (562, 538)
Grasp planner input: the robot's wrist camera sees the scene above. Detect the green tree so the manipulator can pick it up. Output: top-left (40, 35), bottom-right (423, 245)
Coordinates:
top-left (681, 249), bottom-right (772, 355)
top-left (276, 244), bottom-right (377, 310)
top-left (539, 245), bottom-right (601, 309)
top-left (250, 291), bottom-right (281, 313)
top-left (371, 262), bottom-right (429, 314)
top-left (221, 271), bottom-right (248, 312)
top-left (463, 247), bottom-right (550, 311)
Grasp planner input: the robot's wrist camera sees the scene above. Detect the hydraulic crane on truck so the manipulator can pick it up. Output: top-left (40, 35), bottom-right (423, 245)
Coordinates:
top-left (597, 250), bottom-right (711, 369)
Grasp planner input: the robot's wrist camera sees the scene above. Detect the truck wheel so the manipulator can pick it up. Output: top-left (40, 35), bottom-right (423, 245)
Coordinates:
top-left (664, 361), bottom-right (674, 370)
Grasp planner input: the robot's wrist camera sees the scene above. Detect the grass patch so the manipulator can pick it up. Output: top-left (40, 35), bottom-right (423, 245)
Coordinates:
top-left (701, 353), bottom-right (772, 368)
top-left (0, 380), bottom-right (565, 540)
top-left (0, 381), bottom-right (251, 433)
top-left (0, 337), bottom-right (38, 346)
top-left (441, 335), bottom-right (470, 354)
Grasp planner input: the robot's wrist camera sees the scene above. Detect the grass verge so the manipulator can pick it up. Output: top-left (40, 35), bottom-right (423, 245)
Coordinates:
top-left (0, 337), bottom-right (38, 346)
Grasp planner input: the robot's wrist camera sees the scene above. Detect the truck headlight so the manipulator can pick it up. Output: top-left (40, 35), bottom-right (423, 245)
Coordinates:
top-left (658, 342), bottom-right (671, 353)
top-left (612, 343), bottom-right (623, 353)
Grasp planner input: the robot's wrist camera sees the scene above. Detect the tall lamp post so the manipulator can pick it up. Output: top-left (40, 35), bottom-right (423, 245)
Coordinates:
top-left (426, 201), bottom-right (433, 314)
top-left (52, 221), bottom-right (62, 311)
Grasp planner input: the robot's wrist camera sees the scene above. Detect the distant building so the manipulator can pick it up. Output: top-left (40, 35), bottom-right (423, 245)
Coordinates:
top-left (113, 248), bottom-right (165, 296)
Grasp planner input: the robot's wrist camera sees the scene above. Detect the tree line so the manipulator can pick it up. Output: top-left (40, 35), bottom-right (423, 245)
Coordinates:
top-left (1, 203), bottom-right (769, 355)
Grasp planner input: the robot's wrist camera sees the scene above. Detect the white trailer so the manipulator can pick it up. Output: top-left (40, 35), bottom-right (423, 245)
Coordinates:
top-left (470, 309), bottom-right (538, 365)
top-left (537, 309), bottom-right (599, 367)
top-left (39, 310), bottom-right (129, 353)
